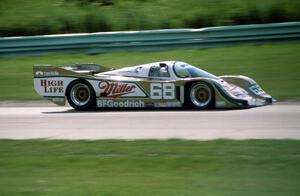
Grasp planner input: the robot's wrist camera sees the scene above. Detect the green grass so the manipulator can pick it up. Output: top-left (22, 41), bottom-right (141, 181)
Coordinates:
top-left (1, 43), bottom-right (300, 101)
top-left (0, 139), bottom-right (299, 195)
top-left (1, 0), bottom-right (300, 36)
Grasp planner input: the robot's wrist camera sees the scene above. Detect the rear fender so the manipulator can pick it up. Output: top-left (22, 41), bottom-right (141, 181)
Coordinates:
top-left (33, 65), bottom-right (96, 106)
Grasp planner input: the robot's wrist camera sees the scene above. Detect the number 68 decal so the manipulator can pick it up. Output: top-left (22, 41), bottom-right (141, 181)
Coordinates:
top-left (150, 83), bottom-right (175, 99)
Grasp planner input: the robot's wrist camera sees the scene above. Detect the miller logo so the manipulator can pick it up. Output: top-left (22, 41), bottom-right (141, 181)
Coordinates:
top-left (99, 81), bottom-right (136, 98)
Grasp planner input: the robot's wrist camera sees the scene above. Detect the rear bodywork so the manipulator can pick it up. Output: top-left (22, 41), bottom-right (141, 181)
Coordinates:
top-left (33, 61), bottom-right (274, 109)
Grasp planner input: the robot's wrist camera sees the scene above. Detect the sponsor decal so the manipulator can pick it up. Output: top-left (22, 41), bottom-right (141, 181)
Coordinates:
top-left (154, 101), bottom-right (181, 107)
top-left (97, 99), bottom-right (145, 108)
top-left (40, 79), bottom-right (64, 93)
top-left (52, 97), bottom-right (65, 102)
top-left (145, 102), bottom-right (155, 107)
top-left (35, 71), bottom-right (44, 76)
top-left (35, 71), bottom-right (59, 76)
top-left (98, 81), bottom-right (146, 98)
top-left (249, 85), bottom-right (265, 95)
top-left (216, 100), bottom-right (226, 107)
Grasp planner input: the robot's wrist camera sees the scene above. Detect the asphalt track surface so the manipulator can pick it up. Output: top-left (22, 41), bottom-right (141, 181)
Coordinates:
top-left (0, 103), bottom-right (299, 140)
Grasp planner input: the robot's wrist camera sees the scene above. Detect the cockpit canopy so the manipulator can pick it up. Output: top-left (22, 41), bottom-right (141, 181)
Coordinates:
top-left (97, 61), bottom-right (218, 80)
top-left (173, 62), bottom-right (218, 79)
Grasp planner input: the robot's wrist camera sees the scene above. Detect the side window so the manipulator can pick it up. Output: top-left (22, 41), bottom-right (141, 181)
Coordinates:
top-left (148, 64), bottom-right (170, 78)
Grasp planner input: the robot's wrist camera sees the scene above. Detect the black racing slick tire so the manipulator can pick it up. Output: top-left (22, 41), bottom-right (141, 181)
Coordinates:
top-left (188, 82), bottom-right (214, 110)
top-left (66, 79), bottom-right (96, 110)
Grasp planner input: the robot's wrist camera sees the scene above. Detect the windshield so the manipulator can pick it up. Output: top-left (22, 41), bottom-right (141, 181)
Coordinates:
top-left (173, 62), bottom-right (218, 79)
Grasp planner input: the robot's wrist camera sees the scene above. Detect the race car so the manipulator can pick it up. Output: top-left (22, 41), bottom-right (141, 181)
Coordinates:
top-left (33, 61), bottom-right (274, 110)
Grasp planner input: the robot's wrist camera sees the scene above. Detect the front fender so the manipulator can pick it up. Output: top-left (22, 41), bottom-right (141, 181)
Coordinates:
top-left (219, 75), bottom-right (274, 104)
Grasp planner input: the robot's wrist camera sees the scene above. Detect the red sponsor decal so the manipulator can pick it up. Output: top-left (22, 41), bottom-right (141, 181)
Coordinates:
top-left (99, 81), bottom-right (136, 98)
top-left (40, 79), bottom-right (64, 93)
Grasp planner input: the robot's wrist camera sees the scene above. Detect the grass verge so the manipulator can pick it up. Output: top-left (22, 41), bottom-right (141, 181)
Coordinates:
top-left (1, 43), bottom-right (300, 101)
top-left (0, 139), bottom-right (299, 195)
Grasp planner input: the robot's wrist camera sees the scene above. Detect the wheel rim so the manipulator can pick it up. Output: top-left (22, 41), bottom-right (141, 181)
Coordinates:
top-left (190, 83), bottom-right (212, 108)
top-left (70, 83), bottom-right (91, 106)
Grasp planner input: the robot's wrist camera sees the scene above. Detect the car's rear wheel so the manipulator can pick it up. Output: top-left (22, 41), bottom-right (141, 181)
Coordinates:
top-left (66, 80), bottom-right (95, 110)
top-left (188, 82), bottom-right (214, 109)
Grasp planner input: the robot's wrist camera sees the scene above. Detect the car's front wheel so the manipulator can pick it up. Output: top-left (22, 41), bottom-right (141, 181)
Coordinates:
top-left (66, 79), bottom-right (95, 110)
top-left (188, 82), bottom-right (214, 109)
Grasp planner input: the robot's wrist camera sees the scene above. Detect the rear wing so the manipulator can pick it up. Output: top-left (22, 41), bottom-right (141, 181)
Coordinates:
top-left (33, 63), bottom-right (112, 77)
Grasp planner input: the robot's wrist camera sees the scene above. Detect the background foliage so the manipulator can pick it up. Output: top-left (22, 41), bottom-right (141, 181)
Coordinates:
top-left (1, 0), bottom-right (300, 37)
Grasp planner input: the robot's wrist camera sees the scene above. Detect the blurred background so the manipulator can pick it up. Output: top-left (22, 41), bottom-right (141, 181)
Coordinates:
top-left (1, 0), bottom-right (300, 37)
top-left (0, 0), bottom-right (300, 101)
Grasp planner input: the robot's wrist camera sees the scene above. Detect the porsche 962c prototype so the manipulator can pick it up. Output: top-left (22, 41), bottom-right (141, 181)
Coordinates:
top-left (33, 61), bottom-right (274, 110)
